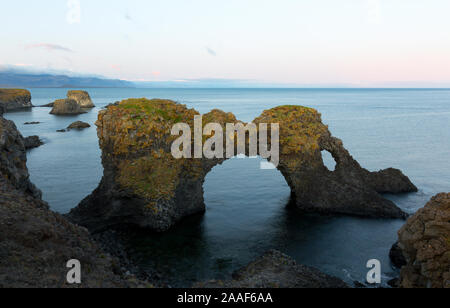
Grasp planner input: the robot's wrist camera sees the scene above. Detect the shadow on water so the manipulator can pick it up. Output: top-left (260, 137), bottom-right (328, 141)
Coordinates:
top-left (122, 193), bottom-right (409, 287)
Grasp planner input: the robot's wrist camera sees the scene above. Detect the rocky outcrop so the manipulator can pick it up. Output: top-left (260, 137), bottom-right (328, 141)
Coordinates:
top-left (0, 89), bottom-right (32, 112)
top-left (0, 116), bottom-right (41, 199)
top-left (390, 242), bottom-right (407, 269)
top-left (38, 103), bottom-right (54, 108)
top-left (67, 121), bottom-right (91, 130)
top-left (24, 136), bottom-right (43, 150)
top-left (195, 250), bottom-right (349, 288)
top-left (0, 113), bottom-right (146, 288)
top-left (396, 193), bottom-right (450, 288)
top-left (68, 99), bottom-right (417, 233)
top-left (67, 90), bottom-right (95, 108)
top-left (49, 99), bottom-right (87, 115)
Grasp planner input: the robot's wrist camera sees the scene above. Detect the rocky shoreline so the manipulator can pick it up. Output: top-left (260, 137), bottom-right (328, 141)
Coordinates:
top-left (0, 111), bottom-right (148, 288)
top-left (390, 193), bottom-right (450, 288)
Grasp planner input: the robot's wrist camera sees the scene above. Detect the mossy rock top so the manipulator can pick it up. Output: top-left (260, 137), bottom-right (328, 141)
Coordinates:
top-left (254, 105), bottom-right (329, 156)
top-left (0, 89), bottom-right (31, 102)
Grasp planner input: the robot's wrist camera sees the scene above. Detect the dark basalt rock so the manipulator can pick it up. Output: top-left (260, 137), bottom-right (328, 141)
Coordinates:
top-left (0, 116), bottom-right (42, 199)
top-left (24, 136), bottom-right (43, 150)
top-left (195, 250), bottom-right (349, 288)
top-left (24, 121), bottom-right (41, 125)
top-left (68, 99), bottom-right (417, 233)
top-left (396, 193), bottom-right (450, 288)
top-left (38, 103), bottom-right (54, 108)
top-left (0, 112), bottom-right (148, 288)
top-left (389, 242), bottom-right (407, 268)
top-left (0, 89), bottom-right (32, 112)
top-left (49, 99), bottom-right (87, 115)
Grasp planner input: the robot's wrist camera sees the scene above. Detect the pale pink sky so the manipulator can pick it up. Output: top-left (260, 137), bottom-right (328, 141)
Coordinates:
top-left (1, 0), bottom-right (450, 86)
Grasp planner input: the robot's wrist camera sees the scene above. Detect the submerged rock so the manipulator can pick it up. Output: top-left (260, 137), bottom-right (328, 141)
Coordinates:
top-left (24, 121), bottom-right (41, 125)
top-left (195, 250), bottom-right (349, 288)
top-left (67, 121), bottom-right (91, 130)
top-left (0, 89), bottom-right (32, 112)
top-left (67, 90), bottom-right (95, 108)
top-left (397, 193), bottom-right (450, 288)
top-left (68, 99), bottom-right (417, 233)
top-left (24, 136), bottom-right (43, 150)
top-left (49, 99), bottom-right (87, 115)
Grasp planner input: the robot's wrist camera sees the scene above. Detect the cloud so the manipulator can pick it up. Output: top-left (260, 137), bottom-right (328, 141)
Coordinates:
top-left (125, 12), bottom-right (132, 21)
top-left (206, 47), bottom-right (217, 56)
top-left (25, 43), bottom-right (73, 53)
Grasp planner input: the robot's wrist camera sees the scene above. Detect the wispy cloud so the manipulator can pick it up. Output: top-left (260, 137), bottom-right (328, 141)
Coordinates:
top-left (206, 47), bottom-right (217, 57)
top-left (25, 43), bottom-right (73, 53)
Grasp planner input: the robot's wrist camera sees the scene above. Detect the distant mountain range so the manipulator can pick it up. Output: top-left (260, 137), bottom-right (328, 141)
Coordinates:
top-left (0, 68), bottom-right (300, 88)
top-left (0, 70), bottom-right (134, 88)
top-left (3, 67), bottom-right (448, 89)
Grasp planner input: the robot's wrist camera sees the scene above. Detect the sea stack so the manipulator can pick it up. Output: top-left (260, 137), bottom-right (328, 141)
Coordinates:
top-left (67, 90), bottom-right (95, 108)
top-left (0, 89), bottom-right (32, 112)
top-left (68, 98), bottom-right (417, 233)
top-left (49, 99), bottom-right (87, 115)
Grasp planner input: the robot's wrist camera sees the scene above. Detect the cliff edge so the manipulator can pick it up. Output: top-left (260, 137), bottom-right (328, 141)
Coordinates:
top-left (0, 89), bottom-right (32, 112)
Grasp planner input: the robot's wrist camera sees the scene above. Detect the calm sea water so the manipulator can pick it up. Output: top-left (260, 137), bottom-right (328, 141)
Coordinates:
top-left (5, 88), bottom-right (450, 287)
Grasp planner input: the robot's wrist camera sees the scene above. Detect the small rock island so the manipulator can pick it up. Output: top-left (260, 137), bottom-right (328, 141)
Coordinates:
top-left (50, 99), bottom-right (87, 115)
top-left (0, 89), bottom-right (32, 113)
top-left (67, 90), bottom-right (95, 108)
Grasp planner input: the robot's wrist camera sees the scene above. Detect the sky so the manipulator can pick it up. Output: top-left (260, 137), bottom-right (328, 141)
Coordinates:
top-left (1, 0), bottom-right (450, 86)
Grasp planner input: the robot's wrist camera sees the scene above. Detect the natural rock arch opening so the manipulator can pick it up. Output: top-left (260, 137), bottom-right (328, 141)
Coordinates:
top-left (68, 99), bottom-right (418, 233)
top-left (321, 150), bottom-right (337, 172)
top-left (203, 155), bottom-right (291, 212)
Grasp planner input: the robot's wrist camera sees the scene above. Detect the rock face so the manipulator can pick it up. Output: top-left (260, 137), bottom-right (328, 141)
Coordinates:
top-left (24, 136), bottom-right (43, 150)
top-left (390, 242), bottom-right (407, 269)
top-left (67, 121), bottom-right (91, 130)
top-left (397, 193), bottom-right (450, 288)
top-left (0, 89), bottom-right (32, 112)
top-left (195, 250), bottom-right (349, 288)
top-left (68, 99), bottom-right (417, 233)
top-left (0, 116), bottom-right (41, 199)
top-left (49, 99), bottom-right (87, 115)
top-left (0, 113), bottom-right (143, 288)
top-left (67, 90), bottom-right (95, 108)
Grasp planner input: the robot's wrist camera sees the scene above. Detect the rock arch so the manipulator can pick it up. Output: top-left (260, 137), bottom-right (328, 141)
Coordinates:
top-left (68, 99), bottom-right (417, 232)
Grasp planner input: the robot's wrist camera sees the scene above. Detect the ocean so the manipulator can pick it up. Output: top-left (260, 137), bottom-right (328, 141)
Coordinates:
top-left (4, 88), bottom-right (450, 287)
